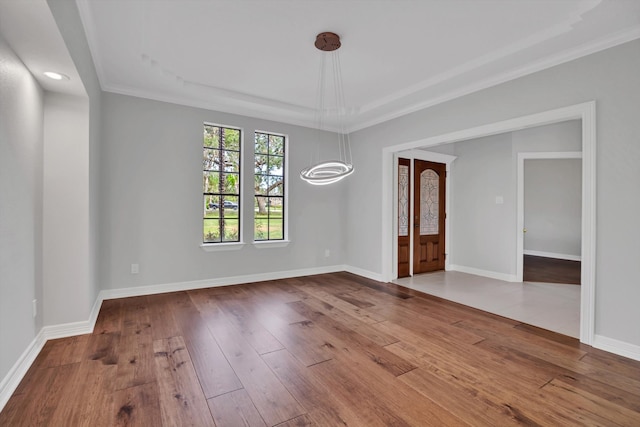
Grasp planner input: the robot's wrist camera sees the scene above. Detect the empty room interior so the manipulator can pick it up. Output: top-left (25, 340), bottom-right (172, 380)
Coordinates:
top-left (1, 0), bottom-right (640, 425)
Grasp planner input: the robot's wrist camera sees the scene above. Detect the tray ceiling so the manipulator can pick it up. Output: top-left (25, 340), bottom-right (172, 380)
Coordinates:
top-left (76, 0), bottom-right (640, 132)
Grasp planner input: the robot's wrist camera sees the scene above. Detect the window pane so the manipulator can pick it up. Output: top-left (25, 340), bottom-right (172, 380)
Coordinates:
top-left (255, 176), bottom-right (269, 196)
top-left (204, 195), bottom-right (220, 214)
top-left (220, 195), bottom-right (239, 215)
top-left (267, 155), bottom-right (284, 176)
top-left (268, 176), bottom-right (283, 196)
top-left (224, 128), bottom-right (240, 151)
top-left (268, 198), bottom-right (284, 239)
top-left (204, 125), bottom-right (219, 148)
top-left (222, 150), bottom-right (240, 172)
top-left (254, 216), bottom-right (267, 240)
top-left (203, 149), bottom-right (220, 171)
top-left (255, 154), bottom-right (269, 174)
top-left (203, 172), bottom-right (219, 193)
top-left (269, 135), bottom-right (284, 156)
top-left (203, 218), bottom-right (221, 243)
top-left (255, 133), bottom-right (268, 154)
top-left (222, 220), bottom-right (239, 242)
top-left (222, 173), bottom-right (240, 194)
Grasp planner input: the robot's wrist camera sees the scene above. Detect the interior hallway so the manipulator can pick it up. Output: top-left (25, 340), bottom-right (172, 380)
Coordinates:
top-left (395, 271), bottom-right (580, 338)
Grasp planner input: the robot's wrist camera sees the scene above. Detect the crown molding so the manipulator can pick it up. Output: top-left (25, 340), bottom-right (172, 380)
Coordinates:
top-left (78, 0), bottom-right (640, 134)
top-left (347, 25), bottom-right (640, 132)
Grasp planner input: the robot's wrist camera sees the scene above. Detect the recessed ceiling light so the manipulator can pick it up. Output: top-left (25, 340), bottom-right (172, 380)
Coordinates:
top-left (44, 71), bottom-right (70, 81)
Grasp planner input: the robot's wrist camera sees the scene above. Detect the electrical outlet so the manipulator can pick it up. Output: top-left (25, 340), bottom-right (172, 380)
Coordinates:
top-left (324, 249), bottom-right (330, 258)
top-left (32, 299), bottom-right (37, 318)
top-left (131, 263), bottom-right (139, 274)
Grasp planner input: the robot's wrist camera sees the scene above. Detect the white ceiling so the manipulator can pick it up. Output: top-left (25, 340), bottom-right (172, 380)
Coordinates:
top-left (72, 0), bottom-right (639, 131)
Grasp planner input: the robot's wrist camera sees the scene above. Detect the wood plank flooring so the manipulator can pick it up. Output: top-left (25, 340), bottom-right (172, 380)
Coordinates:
top-left (2, 272), bottom-right (639, 426)
top-left (524, 255), bottom-right (581, 285)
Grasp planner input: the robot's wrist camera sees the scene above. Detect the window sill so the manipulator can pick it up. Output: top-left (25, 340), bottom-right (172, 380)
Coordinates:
top-left (253, 240), bottom-right (291, 249)
top-left (200, 242), bottom-right (246, 252)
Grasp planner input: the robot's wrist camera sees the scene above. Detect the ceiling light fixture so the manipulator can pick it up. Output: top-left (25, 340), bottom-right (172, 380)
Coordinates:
top-left (300, 32), bottom-right (354, 186)
top-left (43, 71), bottom-right (70, 81)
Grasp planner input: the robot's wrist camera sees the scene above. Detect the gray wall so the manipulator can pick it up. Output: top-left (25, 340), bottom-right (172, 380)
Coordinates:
top-left (100, 92), bottom-right (346, 290)
top-left (447, 133), bottom-right (516, 275)
top-left (347, 39), bottom-right (640, 346)
top-left (524, 159), bottom-right (582, 258)
top-left (0, 35), bottom-right (44, 381)
top-left (422, 120), bottom-right (581, 277)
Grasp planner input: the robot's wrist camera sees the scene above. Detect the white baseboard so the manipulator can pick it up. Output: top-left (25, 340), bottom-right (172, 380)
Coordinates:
top-left (593, 335), bottom-right (640, 362)
top-left (344, 265), bottom-right (383, 282)
top-left (100, 264), bottom-right (347, 301)
top-left (0, 331), bottom-right (46, 411)
top-left (523, 250), bottom-right (581, 262)
top-left (449, 264), bottom-right (519, 282)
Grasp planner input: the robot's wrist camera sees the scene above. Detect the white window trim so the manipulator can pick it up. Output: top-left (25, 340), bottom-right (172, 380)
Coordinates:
top-left (252, 240), bottom-right (290, 249)
top-left (200, 242), bottom-right (246, 252)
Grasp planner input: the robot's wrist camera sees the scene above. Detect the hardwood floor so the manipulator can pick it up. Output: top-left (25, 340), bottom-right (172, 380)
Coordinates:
top-left (2, 272), bottom-right (639, 426)
top-left (524, 255), bottom-right (581, 285)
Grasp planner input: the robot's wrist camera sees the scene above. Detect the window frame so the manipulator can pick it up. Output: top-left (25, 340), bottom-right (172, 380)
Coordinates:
top-left (201, 122), bottom-right (244, 247)
top-left (253, 130), bottom-right (289, 245)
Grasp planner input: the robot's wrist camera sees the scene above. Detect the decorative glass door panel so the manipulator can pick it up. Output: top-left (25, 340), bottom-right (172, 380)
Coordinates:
top-left (398, 165), bottom-right (409, 237)
top-left (420, 169), bottom-right (439, 236)
top-left (397, 158), bottom-right (411, 278)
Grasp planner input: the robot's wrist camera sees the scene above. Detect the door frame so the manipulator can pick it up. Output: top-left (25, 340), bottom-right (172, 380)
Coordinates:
top-left (516, 151), bottom-right (583, 282)
top-left (381, 101), bottom-right (596, 345)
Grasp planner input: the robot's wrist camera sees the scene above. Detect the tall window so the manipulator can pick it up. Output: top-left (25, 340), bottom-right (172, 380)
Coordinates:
top-left (203, 124), bottom-right (241, 243)
top-left (254, 132), bottom-right (285, 240)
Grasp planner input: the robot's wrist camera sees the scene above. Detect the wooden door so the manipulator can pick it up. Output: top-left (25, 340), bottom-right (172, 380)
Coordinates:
top-left (397, 158), bottom-right (411, 278)
top-left (413, 160), bottom-right (446, 274)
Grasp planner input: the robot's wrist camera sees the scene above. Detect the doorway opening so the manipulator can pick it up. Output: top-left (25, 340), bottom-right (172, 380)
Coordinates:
top-left (382, 102), bottom-right (596, 344)
top-left (517, 152), bottom-right (582, 284)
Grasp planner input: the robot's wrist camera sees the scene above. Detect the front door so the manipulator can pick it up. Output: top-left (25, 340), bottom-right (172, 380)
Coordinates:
top-left (413, 160), bottom-right (446, 274)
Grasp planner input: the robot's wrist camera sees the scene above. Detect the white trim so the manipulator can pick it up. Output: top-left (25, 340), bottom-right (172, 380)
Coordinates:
top-left (517, 151), bottom-right (583, 281)
top-left (349, 26), bottom-right (640, 133)
top-left (200, 242), bottom-right (246, 252)
top-left (403, 149), bottom-right (457, 165)
top-left (449, 264), bottom-right (519, 283)
top-left (344, 265), bottom-right (383, 282)
top-left (593, 335), bottom-right (640, 362)
top-left (252, 240), bottom-right (291, 249)
top-left (381, 101), bottom-right (596, 346)
top-left (0, 331), bottom-right (46, 412)
top-left (523, 250), bottom-right (581, 262)
top-left (580, 102), bottom-right (597, 346)
top-left (100, 265), bottom-right (347, 300)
